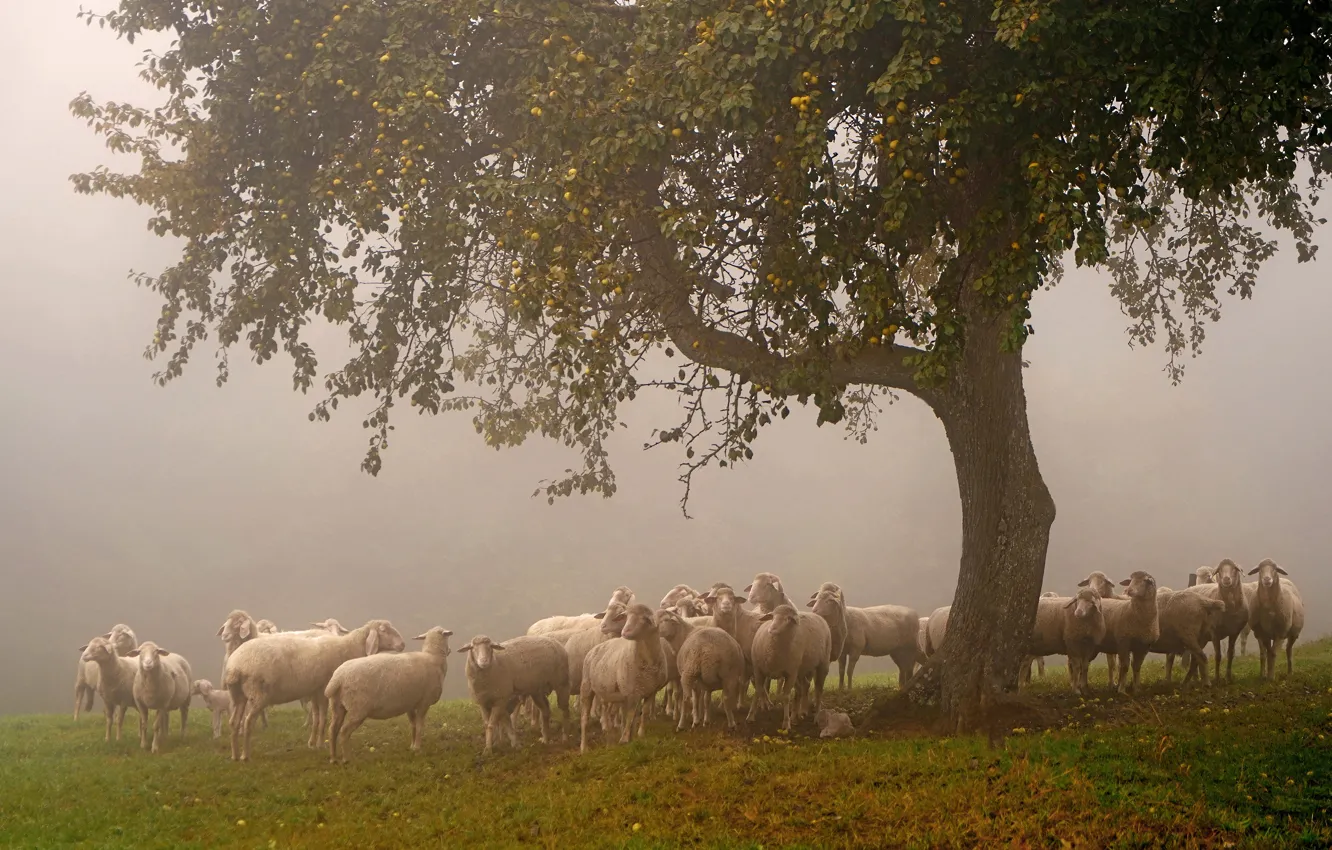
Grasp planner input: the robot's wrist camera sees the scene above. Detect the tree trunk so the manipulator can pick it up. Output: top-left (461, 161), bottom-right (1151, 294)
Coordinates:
top-left (927, 317), bottom-right (1057, 733)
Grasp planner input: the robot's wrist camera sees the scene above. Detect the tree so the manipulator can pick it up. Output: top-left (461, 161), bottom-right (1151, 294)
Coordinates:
top-left (72, 0), bottom-right (1331, 730)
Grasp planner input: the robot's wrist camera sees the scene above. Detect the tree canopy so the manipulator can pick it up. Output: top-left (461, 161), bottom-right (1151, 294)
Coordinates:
top-left (72, 0), bottom-right (1331, 513)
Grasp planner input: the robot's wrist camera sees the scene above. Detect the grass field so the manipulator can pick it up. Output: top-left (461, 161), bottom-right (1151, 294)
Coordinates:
top-left (2, 641), bottom-right (1331, 849)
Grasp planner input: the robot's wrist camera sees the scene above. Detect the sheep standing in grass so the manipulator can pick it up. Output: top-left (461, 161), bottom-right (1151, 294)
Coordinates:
top-left (1019, 595), bottom-right (1071, 688)
top-left (674, 624), bottom-right (745, 731)
top-left (706, 586), bottom-right (770, 712)
top-left (79, 636), bottom-right (139, 742)
top-left (745, 573), bottom-right (795, 614)
top-left (464, 634), bottom-right (571, 754)
top-left (580, 604), bottom-right (669, 752)
top-left (839, 603), bottom-right (920, 689)
top-left (1247, 559), bottom-right (1305, 680)
top-left (224, 619), bottom-right (405, 762)
top-left (1182, 559), bottom-right (1250, 683)
top-left (191, 679), bottom-right (232, 739)
top-left (1079, 571), bottom-right (1124, 684)
top-left (1062, 589), bottom-right (1107, 695)
top-left (1152, 588), bottom-right (1225, 686)
top-left (129, 641), bottom-right (193, 754)
top-left (325, 627), bottom-right (454, 763)
top-left (807, 587), bottom-right (848, 678)
top-left (1094, 571), bottom-right (1160, 694)
top-left (74, 624), bottom-right (137, 721)
top-left (749, 604), bottom-right (831, 731)
top-left (660, 585), bottom-right (701, 609)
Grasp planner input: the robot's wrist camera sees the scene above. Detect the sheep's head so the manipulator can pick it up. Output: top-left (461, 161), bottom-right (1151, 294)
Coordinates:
top-left (659, 585), bottom-right (697, 609)
top-left (1119, 571), bottom-right (1157, 600)
top-left (595, 601), bottom-right (630, 636)
top-left (311, 618), bottom-right (350, 636)
top-left (217, 610), bottom-right (256, 648)
top-left (675, 596), bottom-right (706, 617)
top-left (128, 641), bottom-right (171, 673)
top-left (252, 619), bottom-right (277, 635)
top-left (362, 620), bottom-right (406, 655)
top-left (191, 679), bottom-right (213, 697)
top-left (620, 604), bottom-right (658, 640)
top-left (759, 603), bottom-right (799, 635)
top-left (1040, 591), bottom-right (1058, 598)
top-left (463, 635), bottom-right (504, 669)
top-left (1077, 571), bottom-right (1118, 599)
top-left (707, 587), bottom-right (746, 616)
top-left (80, 636), bottom-right (114, 663)
top-left (105, 624), bottom-right (137, 656)
top-left (1065, 588), bottom-right (1103, 620)
top-left (1215, 559), bottom-right (1242, 588)
top-left (1248, 558), bottom-right (1288, 587)
top-left (807, 582), bottom-right (843, 605)
top-left (654, 608), bottom-right (685, 641)
top-left (745, 573), bottom-right (786, 611)
top-left (1194, 565), bottom-right (1217, 585)
top-left (808, 590), bottom-right (842, 619)
top-left (414, 627), bottom-right (454, 656)
top-left (607, 586), bottom-right (636, 607)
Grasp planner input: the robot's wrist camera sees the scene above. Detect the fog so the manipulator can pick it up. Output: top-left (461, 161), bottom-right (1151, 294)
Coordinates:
top-left (2, 3), bottom-right (1328, 714)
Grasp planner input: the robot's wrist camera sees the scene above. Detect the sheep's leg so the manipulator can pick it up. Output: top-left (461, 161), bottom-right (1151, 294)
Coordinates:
top-left (152, 708), bottom-right (167, 754)
top-left (620, 698), bottom-right (640, 744)
top-left (307, 696), bottom-right (328, 749)
top-left (483, 704), bottom-right (497, 755)
top-left (503, 701), bottom-right (520, 749)
top-left (745, 676), bottom-right (766, 721)
top-left (1224, 635), bottom-right (1237, 684)
top-left (535, 694), bottom-right (552, 744)
top-left (1195, 647), bottom-right (1211, 687)
top-left (814, 666), bottom-right (827, 717)
top-left (1285, 637), bottom-right (1295, 676)
top-left (240, 698), bottom-right (263, 762)
top-left (180, 704), bottom-right (188, 738)
top-left (212, 710), bottom-right (222, 740)
top-left (229, 693), bottom-right (247, 761)
top-left (555, 685), bottom-right (571, 742)
top-left (723, 681), bottom-right (739, 730)
top-left (1036, 655), bottom-right (1046, 678)
top-left (1105, 652), bottom-right (1117, 691)
top-left (103, 704), bottom-right (113, 742)
top-left (837, 653), bottom-right (847, 690)
top-left (778, 675), bottom-right (795, 732)
top-left (1164, 653), bottom-right (1175, 683)
top-left (328, 703), bottom-right (346, 762)
top-left (677, 681), bottom-right (693, 732)
top-left (1239, 627), bottom-right (1249, 656)
top-left (137, 702), bottom-right (150, 750)
top-left (579, 687), bottom-right (592, 754)
top-left (1129, 649), bottom-right (1146, 693)
top-left (259, 707), bottom-right (268, 730)
top-left (1114, 651), bottom-right (1130, 694)
top-left (846, 652), bottom-right (861, 690)
top-left (413, 710), bottom-right (427, 752)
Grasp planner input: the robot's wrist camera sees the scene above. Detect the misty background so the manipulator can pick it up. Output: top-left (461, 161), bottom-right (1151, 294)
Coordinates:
top-left (2, 3), bottom-right (1328, 713)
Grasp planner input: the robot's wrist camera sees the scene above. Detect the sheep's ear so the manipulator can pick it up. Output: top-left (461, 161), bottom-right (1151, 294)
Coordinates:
top-left (806, 599), bottom-right (816, 608)
top-left (216, 624), bottom-right (226, 637)
top-left (735, 595), bottom-right (747, 604)
top-left (493, 642), bottom-right (507, 651)
top-left (1063, 598), bottom-right (1077, 609)
top-left (238, 622), bottom-right (253, 640)
top-left (78, 644), bottom-right (89, 652)
top-left (413, 633), bottom-right (428, 640)
top-left (1118, 578), bottom-right (1130, 586)
top-left (743, 584), bottom-right (753, 593)
top-left (759, 613), bottom-right (773, 622)
top-left (773, 580), bottom-right (783, 592)
top-left (127, 650), bottom-right (141, 657)
top-left (1247, 567), bottom-right (1260, 575)
top-left (310, 622), bottom-right (326, 629)
top-left (593, 612), bottom-right (606, 619)
top-left (442, 629), bottom-right (454, 637)
top-left (1076, 579), bottom-right (1089, 587)
top-left (157, 649), bottom-right (171, 656)
top-left (365, 628), bottom-right (381, 655)
top-left (1275, 566), bottom-right (1288, 576)
top-left (102, 632), bottom-right (113, 639)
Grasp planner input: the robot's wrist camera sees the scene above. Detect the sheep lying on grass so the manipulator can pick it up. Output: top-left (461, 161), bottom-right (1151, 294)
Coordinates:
top-left (326, 627), bottom-right (454, 763)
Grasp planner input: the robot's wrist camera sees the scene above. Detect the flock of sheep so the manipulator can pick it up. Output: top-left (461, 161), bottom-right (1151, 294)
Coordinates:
top-left (72, 558), bottom-right (1306, 762)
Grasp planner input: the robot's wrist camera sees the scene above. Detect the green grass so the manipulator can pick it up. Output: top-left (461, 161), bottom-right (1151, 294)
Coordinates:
top-left (3, 641), bottom-right (1331, 849)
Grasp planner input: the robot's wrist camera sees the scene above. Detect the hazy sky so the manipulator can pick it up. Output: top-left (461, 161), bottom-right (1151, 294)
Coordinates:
top-left (2, 3), bottom-right (1328, 713)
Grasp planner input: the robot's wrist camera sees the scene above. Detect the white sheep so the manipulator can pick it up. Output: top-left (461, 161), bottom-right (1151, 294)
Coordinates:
top-left (325, 627), bottom-right (454, 762)
top-left (191, 679), bottom-right (232, 739)
top-left (660, 584), bottom-right (701, 609)
top-left (579, 604), bottom-right (669, 752)
top-left (915, 616), bottom-right (929, 658)
top-left (1019, 595), bottom-right (1071, 689)
top-left (807, 588), bottom-right (848, 677)
top-left (704, 585), bottom-right (771, 712)
top-left (839, 603), bottom-right (920, 689)
top-left (527, 613), bottom-right (600, 636)
top-left (1181, 559), bottom-right (1249, 683)
top-left (924, 606), bottom-right (950, 658)
top-left (463, 634), bottom-right (571, 754)
top-left (674, 624), bottom-right (745, 731)
top-left (1077, 571), bottom-right (1120, 600)
top-left (129, 641), bottom-right (193, 754)
top-left (223, 619), bottom-right (406, 762)
top-left (816, 708), bottom-right (854, 738)
top-left (744, 573), bottom-right (794, 614)
top-left (1095, 571), bottom-right (1160, 693)
top-left (748, 603), bottom-right (831, 731)
top-left (74, 624), bottom-right (137, 721)
top-left (1247, 559), bottom-right (1305, 680)
top-left (78, 636), bottom-right (139, 742)
top-left (1152, 588), bottom-right (1225, 687)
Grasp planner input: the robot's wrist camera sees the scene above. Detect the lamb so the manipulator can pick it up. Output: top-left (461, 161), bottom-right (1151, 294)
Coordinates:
top-left (463, 634), bottom-right (571, 754)
top-left (807, 588), bottom-right (848, 677)
top-left (191, 679), bottom-right (232, 739)
top-left (579, 603), bottom-right (669, 752)
top-left (1247, 559), bottom-right (1305, 680)
top-left (78, 636), bottom-right (139, 742)
top-left (924, 606), bottom-right (950, 657)
top-left (1094, 571), bottom-right (1161, 693)
top-left (748, 604), bottom-right (831, 731)
top-left (1151, 588), bottom-right (1225, 687)
top-left (816, 708), bottom-right (854, 738)
top-left (839, 603), bottom-right (920, 689)
top-left (223, 619), bottom-right (406, 761)
top-left (74, 624), bottom-right (137, 721)
top-left (325, 627), bottom-right (454, 762)
top-left (745, 573), bottom-right (795, 614)
top-left (674, 624), bottom-right (745, 731)
top-left (129, 641), bottom-right (193, 754)
top-left (1181, 559), bottom-right (1250, 683)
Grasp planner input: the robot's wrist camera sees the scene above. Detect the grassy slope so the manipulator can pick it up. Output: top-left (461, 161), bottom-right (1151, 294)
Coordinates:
top-left (2, 641), bottom-right (1331, 850)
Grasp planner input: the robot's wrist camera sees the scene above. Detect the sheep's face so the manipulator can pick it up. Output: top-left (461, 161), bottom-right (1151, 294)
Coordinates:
top-left (365, 621), bottom-right (406, 655)
top-left (1248, 559), bottom-right (1288, 588)
top-left (129, 641), bottom-right (170, 673)
top-left (217, 611), bottom-right (255, 648)
top-left (312, 618), bottom-right (351, 636)
top-left (415, 627), bottom-right (454, 655)
top-left (255, 619), bottom-right (278, 635)
top-left (81, 636), bottom-right (114, 663)
top-left (1119, 571), bottom-right (1157, 600)
top-left (1067, 589), bottom-right (1103, 620)
top-left (654, 609), bottom-right (684, 641)
top-left (620, 604), bottom-right (657, 640)
top-left (1215, 560), bottom-right (1242, 588)
top-left (710, 588), bottom-right (744, 616)
top-left (764, 604), bottom-right (800, 635)
top-left (745, 573), bottom-right (786, 610)
top-left (466, 636), bottom-right (503, 669)
top-left (106, 625), bottom-right (137, 656)
top-left (608, 586), bottom-right (636, 607)
top-left (1077, 572), bottom-right (1117, 598)
top-left (190, 680), bottom-right (211, 697)
top-left (597, 601), bottom-right (629, 636)
top-left (809, 592), bottom-right (840, 619)
top-left (1194, 566), bottom-right (1217, 585)
top-left (675, 596), bottom-right (704, 617)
